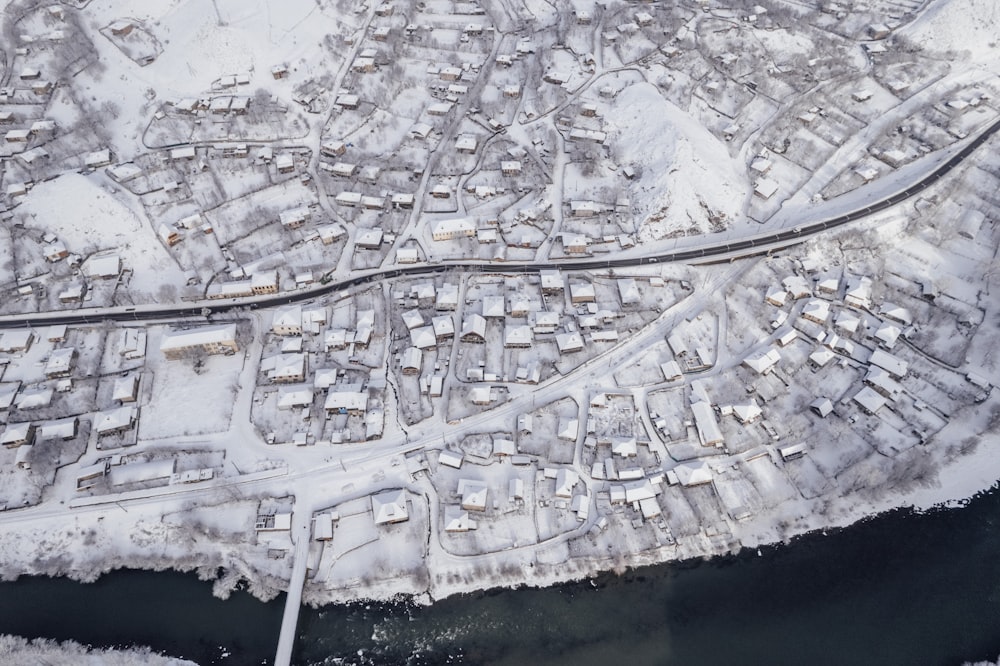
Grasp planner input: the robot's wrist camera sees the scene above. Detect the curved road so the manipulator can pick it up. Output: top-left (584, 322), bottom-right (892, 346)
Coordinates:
top-left (5, 116), bottom-right (1000, 329)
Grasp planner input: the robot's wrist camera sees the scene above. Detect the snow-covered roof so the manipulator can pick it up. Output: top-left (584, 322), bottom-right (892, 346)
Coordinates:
top-left (277, 386), bottom-right (314, 409)
top-left (743, 347), bottom-right (781, 374)
top-left (94, 405), bottom-right (137, 434)
top-left (458, 478), bottom-right (488, 511)
top-left (692, 401), bottom-right (724, 445)
top-left (554, 468), bottom-right (579, 498)
top-left (439, 449), bottom-right (464, 469)
top-left (557, 417), bottom-right (579, 441)
top-left (853, 386), bottom-right (887, 414)
top-left (371, 489), bottom-right (408, 524)
top-left (555, 332), bottom-right (584, 353)
top-left (444, 505), bottom-right (477, 532)
top-left (673, 461), bottom-right (713, 486)
top-left (869, 349), bottom-right (908, 378)
top-left (160, 324), bottom-right (238, 354)
top-left (410, 326), bottom-right (437, 350)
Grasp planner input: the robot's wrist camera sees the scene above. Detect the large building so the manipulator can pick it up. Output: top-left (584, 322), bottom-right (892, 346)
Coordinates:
top-left (159, 324), bottom-right (239, 360)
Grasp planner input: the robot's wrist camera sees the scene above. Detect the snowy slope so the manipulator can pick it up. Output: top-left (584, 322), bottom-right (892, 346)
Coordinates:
top-left (899, 0), bottom-right (1000, 63)
top-left (605, 82), bottom-right (750, 241)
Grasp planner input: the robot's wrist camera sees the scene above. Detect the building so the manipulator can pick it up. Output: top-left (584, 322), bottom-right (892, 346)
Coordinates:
top-left (504, 324), bottom-right (533, 348)
top-left (272, 305), bottom-right (303, 336)
top-left (431, 217), bottom-right (476, 241)
top-left (160, 324), bottom-right (239, 360)
top-left (268, 353), bottom-right (307, 383)
top-left (458, 479), bottom-right (488, 511)
top-left (94, 405), bottom-right (138, 436)
top-left (1, 422), bottom-right (35, 448)
top-left (371, 489), bottom-right (409, 525)
top-left (44, 347), bottom-right (75, 378)
top-left (325, 390), bottom-right (368, 415)
top-left (401, 347), bottom-right (422, 375)
top-left (460, 314), bottom-right (487, 343)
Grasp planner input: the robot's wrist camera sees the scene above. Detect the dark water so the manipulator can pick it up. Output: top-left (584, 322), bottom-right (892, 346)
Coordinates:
top-left (3, 488), bottom-right (1000, 665)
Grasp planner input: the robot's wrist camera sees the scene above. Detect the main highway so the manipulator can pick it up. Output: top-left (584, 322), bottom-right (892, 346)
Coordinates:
top-left (3, 116), bottom-right (999, 330)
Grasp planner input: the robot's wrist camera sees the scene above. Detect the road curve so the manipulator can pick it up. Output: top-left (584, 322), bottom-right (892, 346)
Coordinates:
top-left (5, 117), bottom-right (1000, 330)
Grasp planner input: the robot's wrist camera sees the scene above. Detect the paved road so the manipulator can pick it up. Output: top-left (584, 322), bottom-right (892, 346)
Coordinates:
top-left (3, 117), bottom-right (999, 331)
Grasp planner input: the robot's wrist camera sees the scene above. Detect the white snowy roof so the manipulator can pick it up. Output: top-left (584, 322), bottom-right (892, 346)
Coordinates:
top-left (458, 478), bottom-right (488, 511)
top-left (94, 405), bottom-right (137, 434)
top-left (410, 326), bottom-right (437, 350)
top-left (444, 505), bottom-right (477, 532)
top-left (461, 313), bottom-right (487, 340)
top-left (15, 387), bottom-right (53, 409)
top-left (482, 295), bottom-right (505, 318)
top-left (371, 489), bottom-right (409, 524)
top-left (555, 332), bottom-right (584, 353)
top-left (277, 386), bottom-right (314, 409)
top-left (743, 347), bottom-right (781, 374)
top-left (504, 324), bottom-right (533, 347)
top-left (554, 468), bottom-right (579, 498)
top-left (692, 401), bottom-right (724, 445)
top-left (674, 461), bottom-right (713, 486)
top-left (160, 324), bottom-right (237, 353)
top-left (325, 391), bottom-right (368, 412)
top-left (432, 315), bottom-right (455, 338)
top-left (558, 417), bottom-right (579, 441)
top-left (853, 386), bottom-right (887, 413)
top-left (869, 349), bottom-right (908, 378)
top-left (439, 449), bottom-right (464, 469)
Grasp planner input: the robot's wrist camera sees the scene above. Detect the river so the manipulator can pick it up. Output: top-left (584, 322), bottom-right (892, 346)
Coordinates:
top-left (2, 487), bottom-right (1000, 665)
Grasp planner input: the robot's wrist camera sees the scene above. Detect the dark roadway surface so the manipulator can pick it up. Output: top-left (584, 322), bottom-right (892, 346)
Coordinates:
top-left (9, 117), bottom-right (1000, 329)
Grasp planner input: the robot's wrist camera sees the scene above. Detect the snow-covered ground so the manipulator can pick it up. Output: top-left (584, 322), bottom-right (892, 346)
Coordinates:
top-left (2, 0), bottom-right (1000, 657)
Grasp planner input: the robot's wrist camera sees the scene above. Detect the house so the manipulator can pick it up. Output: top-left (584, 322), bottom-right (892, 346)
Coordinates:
top-left (268, 353), bottom-right (307, 383)
top-left (1, 423), bottom-right (35, 448)
top-left (335, 94), bottom-right (360, 110)
top-left (458, 479), bottom-right (488, 511)
top-left (160, 324), bottom-right (239, 359)
top-left (271, 64), bottom-right (288, 79)
top-left (782, 275), bottom-right (811, 299)
top-left (569, 282), bottom-right (596, 304)
top-left (557, 417), bottom-right (579, 442)
top-left (617, 279), bottom-right (640, 306)
top-left (504, 324), bottom-right (533, 348)
top-left (84, 254), bottom-right (122, 279)
top-left (112, 374), bottom-right (140, 403)
top-left (401, 347), bottom-right (422, 375)
top-left (673, 461), bottom-right (713, 487)
top-left (865, 366), bottom-right (903, 400)
top-left (432, 315), bottom-right (455, 340)
top-left (743, 347), bottom-right (781, 375)
top-left (555, 332), bottom-right (584, 353)
top-left (355, 228), bottom-right (383, 249)
top-left (275, 153), bottom-right (295, 173)
top-left (170, 145), bottom-right (196, 161)
top-left (554, 468), bottom-right (579, 498)
top-left (853, 386), bottom-right (887, 415)
top-left (439, 449), bottom-right (464, 469)
top-left (469, 386), bottom-right (493, 405)
top-left (810, 398), bottom-right (834, 418)
top-left (879, 303), bottom-right (913, 327)
top-left (250, 271), bottom-right (279, 295)
top-left (852, 90), bottom-right (873, 102)
top-left (801, 299), bottom-right (830, 324)
top-left (460, 314), bottom-right (487, 343)
top-left (272, 305), bottom-right (303, 336)
top-left (277, 385), bottom-right (314, 410)
top-left (732, 401), bottom-right (763, 425)
top-left (501, 160), bottom-right (522, 176)
top-left (570, 200), bottom-right (603, 217)
top-left (958, 209), bottom-right (985, 240)
top-left (321, 140), bottom-right (347, 157)
top-left (371, 489), bottom-right (409, 524)
top-left (779, 443), bottom-right (808, 462)
top-left (0, 329), bottom-right (34, 353)
top-left (692, 401), bottom-right (724, 446)
top-left (869, 349), bottom-right (908, 379)
top-left (431, 217), bottom-right (476, 241)
top-left (845, 276), bottom-right (873, 309)
top-left (444, 505), bottom-right (477, 532)
top-left (410, 326), bottom-right (437, 350)
top-left (435, 284), bottom-right (459, 310)
top-left (325, 390), bottom-right (368, 415)
top-left (279, 207), bottom-right (309, 229)
top-left (158, 223), bottom-right (181, 246)
top-left (562, 233), bottom-right (589, 254)
top-left (455, 134), bottom-right (478, 153)
top-left (754, 178), bottom-right (779, 199)
top-left (94, 405), bottom-right (138, 436)
top-left (44, 347), bottom-right (75, 378)
top-left (809, 347), bottom-right (836, 370)
top-left (318, 224), bottom-right (347, 245)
